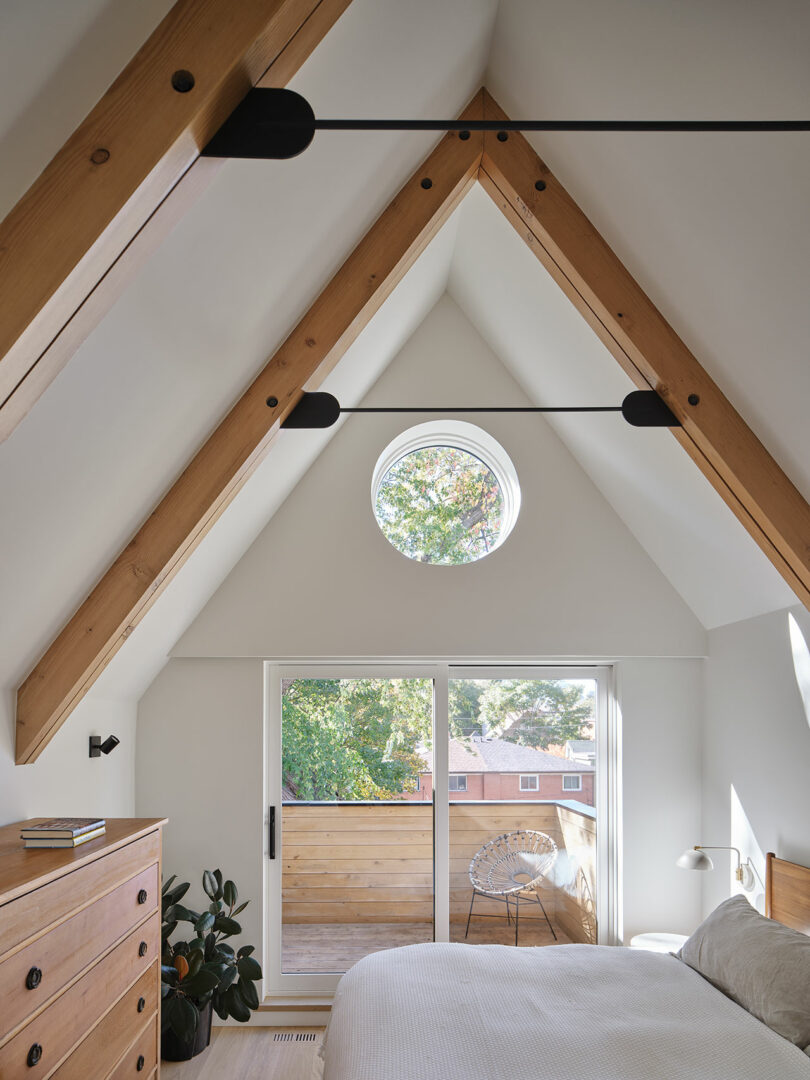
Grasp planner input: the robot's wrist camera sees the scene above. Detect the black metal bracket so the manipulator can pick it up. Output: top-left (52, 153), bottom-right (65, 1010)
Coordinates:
top-left (202, 88), bottom-right (809, 161)
top-left (202, 89), bottom-right (315, 159)
top-left (277, 389), bottom-right (680, 429)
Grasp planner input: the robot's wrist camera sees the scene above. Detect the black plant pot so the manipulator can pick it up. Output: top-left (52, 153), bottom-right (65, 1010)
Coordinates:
top-left (161, 999), bottom-right (213, 1062)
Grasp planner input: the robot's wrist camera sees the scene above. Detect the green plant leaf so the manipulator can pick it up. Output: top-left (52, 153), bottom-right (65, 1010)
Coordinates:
top-left (216, 943), bottom-right (235, 957)
top-left (224, 984), bottom-right (251, 1022)
top-left (178, 968), bottom-right (220, 999)
top-left (160, 965), bottom-right (179, 985)
top-left (174, 941), bottom-right (190, 957)
top-left (237, 955), bottom-right (262, 981)
top-left (213, 990), bottom-right (229, 1022)
top-left (164, 903), bottom-right (195, 924)
top-left (236, 945), bottom-right (255, 958)
top-left (204, 933), bottom-right (217, 960)
top-left (218, 964), bottom-right (238, 992)
top-left (162, 874), bottom-right (176, 895)
top-left (214, 916), bottom-right (241, 937)
top-left (195, 911), bottom-right (215, 935)
top-left (186, 949), bottom-right (204, 978)
top-left (236, 976), bottom-right (260, 1010)
top-left (165, 993), bottom-right (199, 1041)
top-left (231, 901), bottom-right (249, 917)
top-left (223, 880), bottom-right (238, 907)
top-left (209, 900), bottom-right (222, 915)
top-left (161, 919), bottom-right (178, 941)
top-left (213, 869), bottom-right (224, 900)
top-left (164, 882), bottom-right (190, 906)
top-left (186, 937), bottom-right (205, 953)
top-left (202, 870), bottom-right (218, 901)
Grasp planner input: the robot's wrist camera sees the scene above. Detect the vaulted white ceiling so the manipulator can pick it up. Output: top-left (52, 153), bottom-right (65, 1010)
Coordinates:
top-left (0, 0), bottom-right (807, 710)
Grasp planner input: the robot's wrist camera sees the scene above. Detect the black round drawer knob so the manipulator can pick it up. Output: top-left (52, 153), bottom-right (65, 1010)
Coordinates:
top-left (138, 941), bottom-right (148, 957)
top-left (137, 889), bottom-right (148, 905)
top-left (27, 1043), bottom-right (43, 1067)
top-left (137, 996), bottom-right (146, 1013)
top-left (136, 1055), bottom-right (145, 1072)
top-left (25, 967), bottom-right (42, 990)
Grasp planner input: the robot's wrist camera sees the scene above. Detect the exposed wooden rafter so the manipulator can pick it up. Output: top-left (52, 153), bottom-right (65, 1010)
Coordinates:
top-left (479, 89), bottom-right (810, 609)
top-left (13, 83), bottom-right (810, 764)
top-left (14, 96), bottom-right (485, 764)
top-left (0, 0), bottom-right (354, 441)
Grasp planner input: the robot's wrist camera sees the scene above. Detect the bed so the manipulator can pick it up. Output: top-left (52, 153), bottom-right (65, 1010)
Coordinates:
top-left (317, 854), bottom-right (810, 1079)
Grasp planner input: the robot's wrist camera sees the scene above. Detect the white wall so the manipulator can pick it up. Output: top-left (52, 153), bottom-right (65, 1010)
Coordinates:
top-left (136, 659), bottom-right (265, 954)
top-left (175, 296), bottom-right (705, 661)
top-left (135, 296), bottom-right (708, 964)
top-left (0, 694), bottom-right (136, 827)
top-left (702, 605), bottom-right (810, 915)
top-left (617, 660), bottom-right (704, 939)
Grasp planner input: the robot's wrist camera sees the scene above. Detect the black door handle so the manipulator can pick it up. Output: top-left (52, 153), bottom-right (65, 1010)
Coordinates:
top-left (268, 806), bottom-right (276, 860)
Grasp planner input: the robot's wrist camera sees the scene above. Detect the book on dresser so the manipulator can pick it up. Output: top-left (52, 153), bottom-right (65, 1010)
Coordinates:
top-left (21, 818), bottom-right (107, 848)
top-left (0, 816), bottom-right (167, 1079)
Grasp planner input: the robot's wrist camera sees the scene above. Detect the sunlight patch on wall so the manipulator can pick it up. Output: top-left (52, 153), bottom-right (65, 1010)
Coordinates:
top-left (788, 613), bottom-right (810, 730)
top-left (730, 785), bottom-right (766, 913)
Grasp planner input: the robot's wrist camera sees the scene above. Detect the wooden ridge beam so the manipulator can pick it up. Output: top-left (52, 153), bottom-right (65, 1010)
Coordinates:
top-left (14, 94), bottom-right (485, 764)
top-left (479, 88), bottom-right (810, 608)
top-left (0, 0), bottom-right (353, 442)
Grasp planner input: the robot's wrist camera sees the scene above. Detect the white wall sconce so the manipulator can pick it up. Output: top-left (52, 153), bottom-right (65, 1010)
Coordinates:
top-left (676, 845), bottom-right (756, 891)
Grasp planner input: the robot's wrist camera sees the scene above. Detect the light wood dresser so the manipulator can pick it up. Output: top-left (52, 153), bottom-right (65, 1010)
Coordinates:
top-left (0, 818), bottom-right (167, 1080)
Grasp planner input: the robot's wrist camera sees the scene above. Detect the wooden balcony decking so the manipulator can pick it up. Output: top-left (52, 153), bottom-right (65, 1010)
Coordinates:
top-left (282, 919), bottom-right (573, 973)
top-left (281, 798), bottom-right (596, 972)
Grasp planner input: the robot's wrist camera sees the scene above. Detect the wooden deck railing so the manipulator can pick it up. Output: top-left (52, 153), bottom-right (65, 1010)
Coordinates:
top-left (282, 799), bottom-right (597, 943)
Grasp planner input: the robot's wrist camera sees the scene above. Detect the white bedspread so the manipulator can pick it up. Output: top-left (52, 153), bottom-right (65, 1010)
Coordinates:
top-left (319, 943), bottom-right (810, 1080)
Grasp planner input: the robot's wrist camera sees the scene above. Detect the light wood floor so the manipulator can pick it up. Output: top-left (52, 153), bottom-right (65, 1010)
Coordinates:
top-left (161, 1028), bottom-right (324, 1079)
top-left (282, 918), bottom-right (569, 973)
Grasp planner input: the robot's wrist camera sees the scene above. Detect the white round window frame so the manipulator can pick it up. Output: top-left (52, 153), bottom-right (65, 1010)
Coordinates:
top-left (370, 420), bottom-right (521, 564)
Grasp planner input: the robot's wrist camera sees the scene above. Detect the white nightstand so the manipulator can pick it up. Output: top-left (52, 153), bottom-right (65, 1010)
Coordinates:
top-left (629, 932), bottom-right (688, 954)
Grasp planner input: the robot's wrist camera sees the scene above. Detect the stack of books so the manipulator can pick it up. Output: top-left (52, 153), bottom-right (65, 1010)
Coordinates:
top-left (21, 818), bottom-right (106, 849)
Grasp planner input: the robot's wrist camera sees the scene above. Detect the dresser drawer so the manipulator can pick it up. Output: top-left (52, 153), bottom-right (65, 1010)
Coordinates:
top-left (0, 912), bottom-right (159, 1079)
top-left (0, 864), bottom-right (158, 1044)
top-left (104, 1014), bottom-right (158, 1080)
top-left (0, 832), bottom-right (160, 960)
top-left (50, 965), bottom-right (158, 1080)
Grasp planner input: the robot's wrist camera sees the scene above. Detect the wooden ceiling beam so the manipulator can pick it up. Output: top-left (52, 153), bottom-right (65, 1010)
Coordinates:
top-left (14, 95), bottom-right (485, 764)
top-left (0, 0), bottom-right (353, 442)
top-left (479, 89), bottom-right (810, 608)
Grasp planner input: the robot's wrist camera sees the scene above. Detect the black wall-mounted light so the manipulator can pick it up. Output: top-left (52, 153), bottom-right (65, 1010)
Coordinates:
top-left (89, 735), bottom-right (120, 758)
top-left (276, 388), bottom-right (680, 430)
top-left (200, 88), bottom-right (810, 161)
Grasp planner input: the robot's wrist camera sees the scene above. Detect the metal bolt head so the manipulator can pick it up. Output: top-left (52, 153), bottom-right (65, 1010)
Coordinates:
top-left (688, 394), bottom-right (700, 406)
top-left (171, 69), bottom-right (195, 93)
top-left (420, 178), bottom-right (433, 189)
top-left (497, 131), bottom-right (508, 142)
top-left (459, 130), bottom-right (470, 141)
top-left (534, 180), bottom-right (546, 191)
top-left (266, 396), bottom-right (279, 408)
top-left (90, 148), bottom-right (110, 165)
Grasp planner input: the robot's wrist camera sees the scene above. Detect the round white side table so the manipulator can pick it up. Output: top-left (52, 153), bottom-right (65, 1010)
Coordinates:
top-left (629, 932), bottom-right (688, 954)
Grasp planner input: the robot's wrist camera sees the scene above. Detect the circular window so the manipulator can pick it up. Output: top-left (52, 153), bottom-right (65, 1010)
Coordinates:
top-left (371, 421), bottom-right (520, 565)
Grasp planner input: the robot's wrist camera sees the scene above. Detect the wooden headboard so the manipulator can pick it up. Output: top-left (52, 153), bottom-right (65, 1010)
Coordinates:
top-left (766, 852), bottom-right (810, 934)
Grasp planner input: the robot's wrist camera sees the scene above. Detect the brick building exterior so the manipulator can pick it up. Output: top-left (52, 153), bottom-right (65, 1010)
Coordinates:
top-left (405, 736), bottom-right (595, 806)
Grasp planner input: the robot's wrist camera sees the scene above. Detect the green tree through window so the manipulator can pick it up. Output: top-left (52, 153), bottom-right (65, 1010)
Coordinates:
top-left (375, 446), bottom-right (504, 564)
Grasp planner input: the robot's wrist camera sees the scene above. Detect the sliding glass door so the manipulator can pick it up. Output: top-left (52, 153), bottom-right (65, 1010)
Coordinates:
top-left (264, 664), bottom-right (615, 994)
top-left (264, 666), bottom-right (436, 994)
top-left (447, 669), bottom-right (602, 947)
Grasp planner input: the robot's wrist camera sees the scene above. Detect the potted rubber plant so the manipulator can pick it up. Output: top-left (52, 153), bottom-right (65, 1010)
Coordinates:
top-left (160, 869), bottom-right (263, 1061)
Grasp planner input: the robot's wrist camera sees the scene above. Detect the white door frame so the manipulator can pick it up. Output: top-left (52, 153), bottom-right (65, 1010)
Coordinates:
top-left (263, 661), bottom-right (619, 997)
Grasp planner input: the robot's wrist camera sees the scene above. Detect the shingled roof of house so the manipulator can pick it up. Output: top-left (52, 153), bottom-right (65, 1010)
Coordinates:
top-left (419, 738), bottom-right (593, 774)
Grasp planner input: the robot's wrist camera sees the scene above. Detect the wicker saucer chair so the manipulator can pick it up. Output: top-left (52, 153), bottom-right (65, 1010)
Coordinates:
top-left (465, 830), bottom-right (558, 946)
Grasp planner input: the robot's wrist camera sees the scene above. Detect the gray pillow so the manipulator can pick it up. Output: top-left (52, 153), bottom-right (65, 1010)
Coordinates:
top-left (677, 894), bottom-right (810, 1053)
